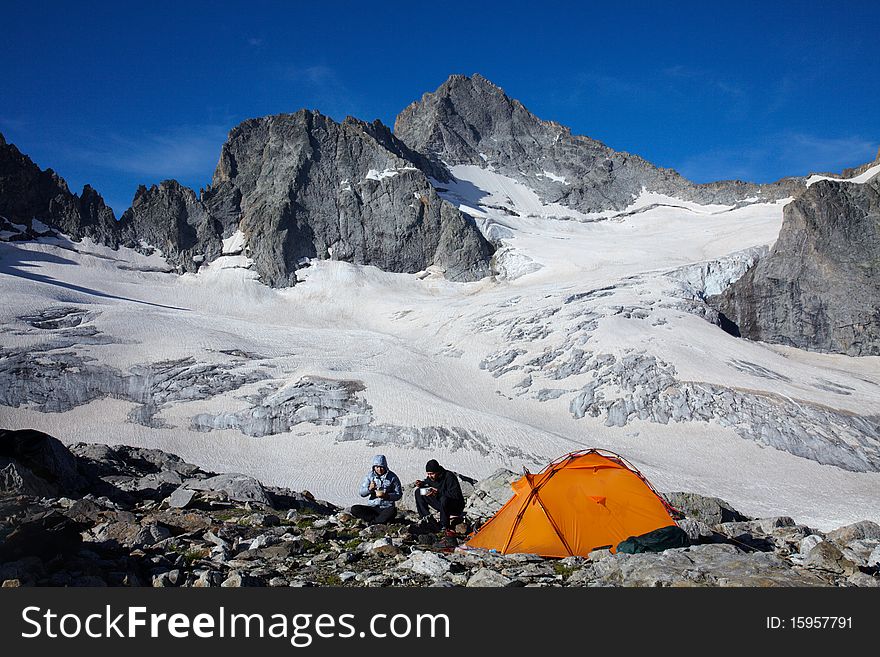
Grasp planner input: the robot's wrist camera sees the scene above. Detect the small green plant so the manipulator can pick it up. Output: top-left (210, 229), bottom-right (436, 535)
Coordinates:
top-left (553, 562), bottom-right (576, 579)
top-left (316, 572), bottom-right (343, 587)
top-left (168, 544), bottom-right (210, 565)
top-left (214, 508), bottom-right (248, 522)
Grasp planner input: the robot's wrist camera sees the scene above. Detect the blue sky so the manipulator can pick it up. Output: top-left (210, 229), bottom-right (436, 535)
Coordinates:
top-left (2, 0), bottom-right (878, 215)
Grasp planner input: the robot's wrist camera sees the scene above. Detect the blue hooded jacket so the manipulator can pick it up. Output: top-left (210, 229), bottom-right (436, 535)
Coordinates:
top-left (358, 454), bottom-right (402, 509)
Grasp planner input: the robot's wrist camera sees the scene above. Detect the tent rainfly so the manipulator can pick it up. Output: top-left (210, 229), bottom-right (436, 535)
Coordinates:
top-left (465, 449), bottom-right (679, 557)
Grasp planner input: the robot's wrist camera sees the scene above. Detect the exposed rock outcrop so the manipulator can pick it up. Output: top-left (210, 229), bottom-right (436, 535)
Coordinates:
top-left (204, 110), bottom-right (494, 286)
top-left (711, 175), bottom-right (880, 355)
top-left (0, 132), bottom-right (120, 245)
top-left (120, 180), bottom-right (222, 273)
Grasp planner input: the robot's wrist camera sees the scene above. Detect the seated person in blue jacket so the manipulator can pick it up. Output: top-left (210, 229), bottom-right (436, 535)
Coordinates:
top-left (350, 454), bottom-right (402, 524)
top-left (414, 459), bottom-right (465, 533)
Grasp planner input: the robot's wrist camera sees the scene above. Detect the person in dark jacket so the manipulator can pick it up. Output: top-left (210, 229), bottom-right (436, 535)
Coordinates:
top-left (350, 454), bottom-right (402, 524)
top-left (414, 459), bottom-right (465, 533)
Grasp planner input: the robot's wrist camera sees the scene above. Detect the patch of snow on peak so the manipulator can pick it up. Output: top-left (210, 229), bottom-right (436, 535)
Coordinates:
top-left (538, 170), bottom-right (569, 185)
top-left (222, 230), bottom-right (246, 255)
top-left (365, 166), bottom-right (418, 181)
top-left (806, 162), bottom-right (880, 187)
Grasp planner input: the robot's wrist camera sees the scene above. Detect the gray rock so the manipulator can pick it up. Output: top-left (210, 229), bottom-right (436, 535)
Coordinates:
top-left (152, 570), bottom-right (181, 587)
top-left (402, 550), bottom-right (451, 578)
top-left (800, 535), bottom-right (825, 556)
top-left (826, 520), bottom-right (880, 545)
top-left (840, 539), bottom-right (879, 566)
top-left (847, 572), bottom-right (880, 588)
top-left (0, 429), bottom-right (85, 492)
top-left (466, 568), bottom-right (518, 587)
top-left (120, 180), bottom-right (221, 274)
top-left (588, 549), bottom-right (614, 561)
top-left (166, 487), bottom-right (196, 509)
top-left (803, 541), bottom-right (860, 576)
top-left (192, 570), bottom-right (225, 587)
top-left (185, 473), bottom-right (271, 506)
top-left (0, 459), bottom-right (58, 496)
top-left (204, 111), bottom-right (494, 286)
top-left (133, 524), bottom-right (172, 547)
top-left (587, 544), bottom-right (829, 587)
top-left (677, 517), bottom-right (715, 542)
top-left (220, 571), bottom-right (263, 587)
top-left (463, 468), bottom-right (518, 520)
top-left (664, 491), bottom-right (749, 525)
top-left (711, 174), bottom-right (880, 355)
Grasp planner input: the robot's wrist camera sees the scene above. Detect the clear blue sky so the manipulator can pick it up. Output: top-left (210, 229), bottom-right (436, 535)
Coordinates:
top-left (2, 0), bottom-right (878, 215)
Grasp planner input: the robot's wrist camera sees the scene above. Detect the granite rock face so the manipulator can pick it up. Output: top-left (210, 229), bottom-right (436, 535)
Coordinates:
top-left (0, 132), bottom-right (120, 245)
top-left (395, 74), bottom-right (802, 213)
top-left (204, 110), bottom-right (494, 286)
top-left (711, 175), bottom-right (880, 356)
top-left (1, 112), bottom-right (495, 285)
top-left (120, 180), bottom-right (222, 273)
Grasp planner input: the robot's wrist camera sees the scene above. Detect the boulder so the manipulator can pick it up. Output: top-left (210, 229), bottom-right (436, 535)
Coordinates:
top-left (664, 491), bottom-right (749, 525)
top-left (803, 541), bottom-right (860, 576)
top-left (826, 520), bottom-right (880, 545)
top-left (401, 550), bottom-right (451, 578)
top-left (677, 517), bottom-right (715, 542)
top-left (185, 473), bottom-right (272, 505)
top-left (463, 468), bottom-right (519, 520)
top-left (166, 487), bottom-right (196, 509)
top-left (0, 429), bottom-right (84, 492)
top-left (221, 571), bottom-right (264, 587)
top-left (466, 568), bottom-right (518, 587)
top-left (0, 459), bottom-right (57, 496)
top-left (0, 510), bottom-right (85, 562)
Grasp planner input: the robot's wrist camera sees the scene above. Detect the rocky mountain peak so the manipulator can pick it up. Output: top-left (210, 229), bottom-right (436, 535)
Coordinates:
top-left (395, 75), bottom-right (803, 213)
top-left (394, 73), bottom-right (554, 169)
top-left (0, 135), bottom-right (119, 245)
top-left (204, 109), bottom-right (494, 286)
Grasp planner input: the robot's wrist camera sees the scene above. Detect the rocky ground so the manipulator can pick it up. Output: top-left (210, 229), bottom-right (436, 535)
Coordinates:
top-left (1, 428), bottom-right (878, 588)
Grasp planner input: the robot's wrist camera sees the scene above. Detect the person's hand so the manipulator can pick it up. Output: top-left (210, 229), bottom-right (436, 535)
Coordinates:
top-left (375, 489), bottom-right (385, 498)
top-left (425, 487), bottom-right (437, 497)
top-left (414, 479), bottom-right (423, 488)
top-left (368, 481), bottom-right (377, 491)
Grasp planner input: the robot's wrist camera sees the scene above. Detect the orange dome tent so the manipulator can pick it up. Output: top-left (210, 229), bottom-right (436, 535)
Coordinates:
top-left (466, 449), bottom-right (679, 557)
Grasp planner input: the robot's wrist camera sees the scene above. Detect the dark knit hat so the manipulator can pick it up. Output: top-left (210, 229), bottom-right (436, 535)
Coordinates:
top-left (425, 459), bottom-right (442, 473)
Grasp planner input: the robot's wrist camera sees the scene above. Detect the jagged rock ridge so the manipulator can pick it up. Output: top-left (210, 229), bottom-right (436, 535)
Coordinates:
top-left (0, 111), bottom-right (496, 286)
top-left (394, 73), bottom-right (803, 212)
top-left (0, 133), bottom-right (119, 245)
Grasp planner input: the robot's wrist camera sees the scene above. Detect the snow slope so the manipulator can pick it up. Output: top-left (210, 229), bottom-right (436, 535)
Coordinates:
top-left (1, 172), bottom-right (879, 531)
